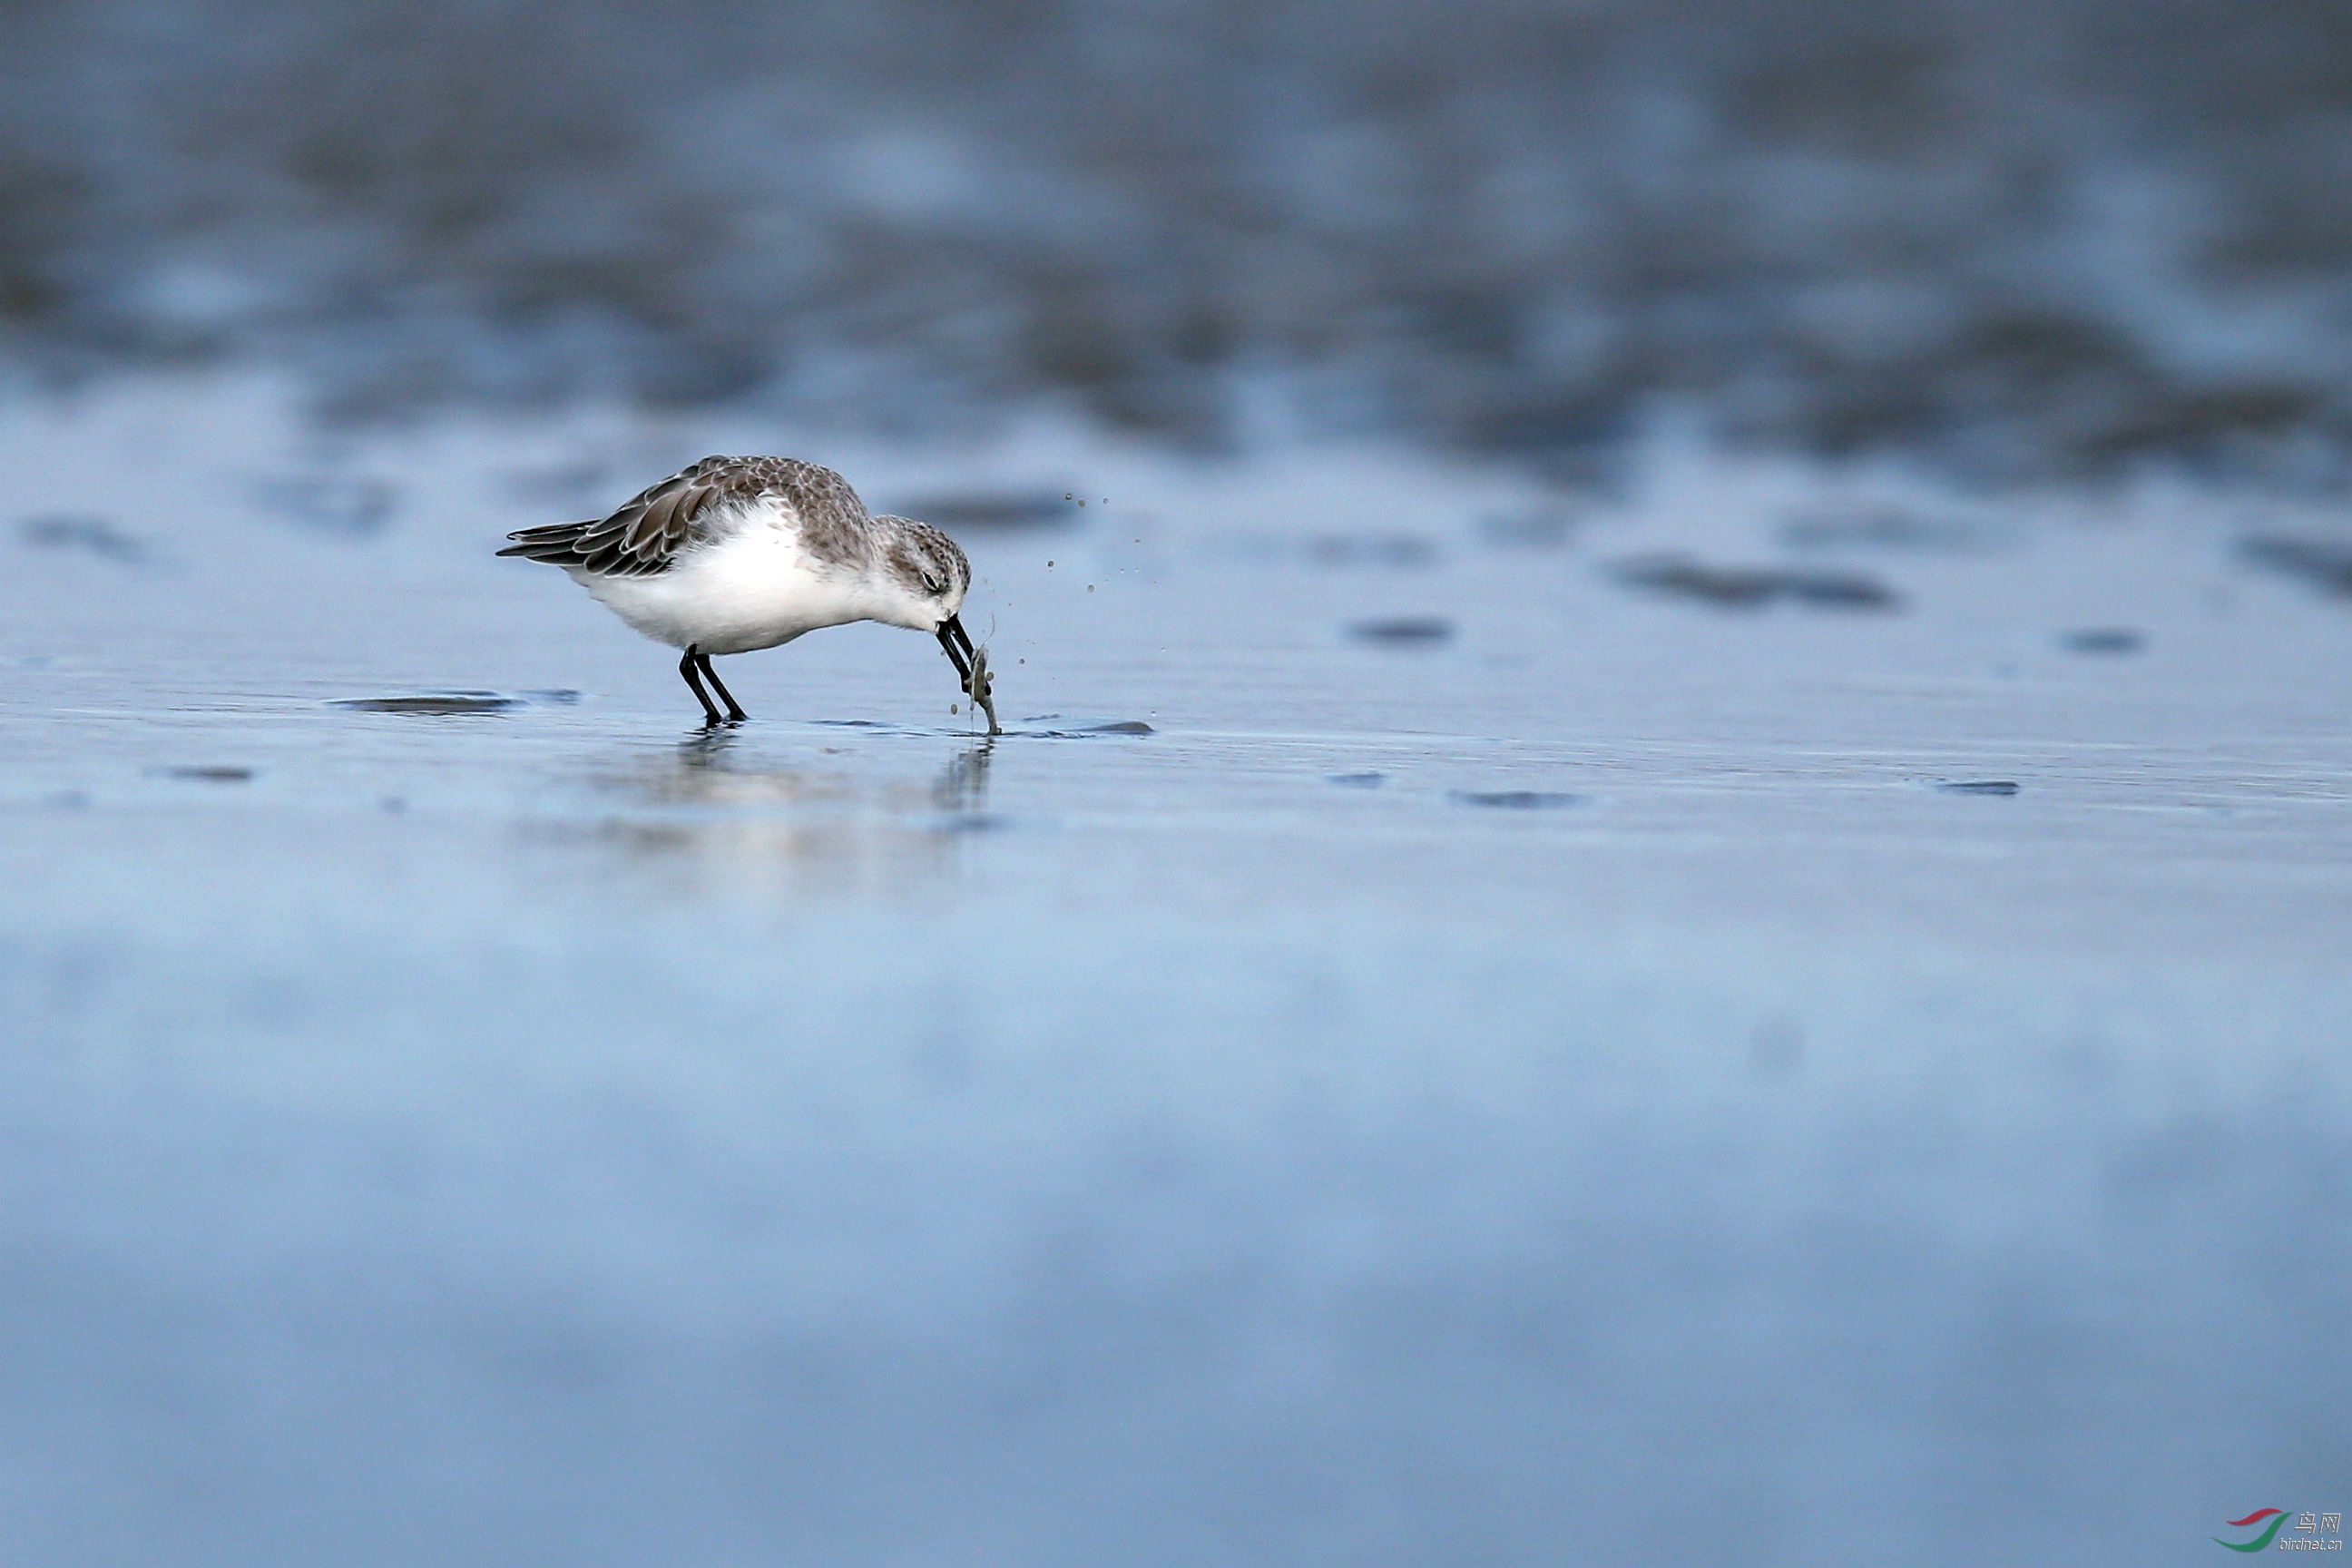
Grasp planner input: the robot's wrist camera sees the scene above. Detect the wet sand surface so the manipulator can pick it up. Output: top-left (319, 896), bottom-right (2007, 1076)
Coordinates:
top-left (3, 379), bottom-right (2349, 1565)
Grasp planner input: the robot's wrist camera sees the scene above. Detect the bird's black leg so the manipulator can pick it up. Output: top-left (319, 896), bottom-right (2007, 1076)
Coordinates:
top-left (696, 652), bottom-right (748, 721)
top-left (678, 644), bottom-right (724, 727)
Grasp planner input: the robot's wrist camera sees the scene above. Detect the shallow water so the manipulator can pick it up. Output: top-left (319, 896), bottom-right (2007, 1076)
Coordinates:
top-left (3, 379), bottom-right (2350, 1565)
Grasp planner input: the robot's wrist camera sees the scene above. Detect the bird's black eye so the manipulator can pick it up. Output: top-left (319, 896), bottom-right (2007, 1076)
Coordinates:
top-left (923, 573), bottom-right (946, 596)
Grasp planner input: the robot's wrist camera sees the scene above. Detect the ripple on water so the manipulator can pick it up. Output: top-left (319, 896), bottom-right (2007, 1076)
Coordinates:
top-left (334, 693), bottom-right (524, 715)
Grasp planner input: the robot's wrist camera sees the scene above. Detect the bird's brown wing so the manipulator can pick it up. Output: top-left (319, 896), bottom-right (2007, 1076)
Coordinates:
top-left (497, 455), bottom-right (766, 578)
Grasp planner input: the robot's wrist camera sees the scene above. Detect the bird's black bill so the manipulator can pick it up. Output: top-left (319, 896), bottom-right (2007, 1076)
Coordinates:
top-left (936, 614), bottom-right (1000, 735)
top-left (936, 616), bottom-right (974, 685)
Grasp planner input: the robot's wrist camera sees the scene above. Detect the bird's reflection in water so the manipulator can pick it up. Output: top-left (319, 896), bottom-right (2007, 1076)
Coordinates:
top-left (554, 728), bottom-right (998, 902)
top-left (932, 735), bottom-right (991, 814)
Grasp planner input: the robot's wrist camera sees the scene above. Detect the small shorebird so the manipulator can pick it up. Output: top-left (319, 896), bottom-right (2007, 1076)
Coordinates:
top-left (499, 456), bottom-right (996, 730)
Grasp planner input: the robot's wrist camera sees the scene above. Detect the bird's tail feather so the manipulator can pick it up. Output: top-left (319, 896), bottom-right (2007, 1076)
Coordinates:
top-left (496, 521), bottom-right (593, 562)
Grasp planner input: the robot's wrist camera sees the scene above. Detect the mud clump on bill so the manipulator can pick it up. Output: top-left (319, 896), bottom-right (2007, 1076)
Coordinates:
top-left (959, 642), bottom-right (1001, 735)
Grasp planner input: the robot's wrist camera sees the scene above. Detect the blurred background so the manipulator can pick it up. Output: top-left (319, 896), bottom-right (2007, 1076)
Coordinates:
top-left (5, 6), bottom-right (2352, 1566)
top-left (5, 0), bottom-right (2351, 479)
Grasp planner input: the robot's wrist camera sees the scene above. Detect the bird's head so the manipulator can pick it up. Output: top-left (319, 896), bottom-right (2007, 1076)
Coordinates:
top-left (877, 517), bottom-right (996, 731)
top-left (873, 519), bottom-right (971, 632)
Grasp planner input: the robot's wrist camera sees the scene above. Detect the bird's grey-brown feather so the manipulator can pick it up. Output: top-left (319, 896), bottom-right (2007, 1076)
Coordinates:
top-left (497, 455), bottom-right (877, 578)
top-left (872, 516), bottom-right (972, 601)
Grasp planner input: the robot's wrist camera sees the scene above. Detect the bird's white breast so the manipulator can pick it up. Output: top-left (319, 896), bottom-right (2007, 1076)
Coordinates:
top-left (571, 496), bottom-right (875, 655)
